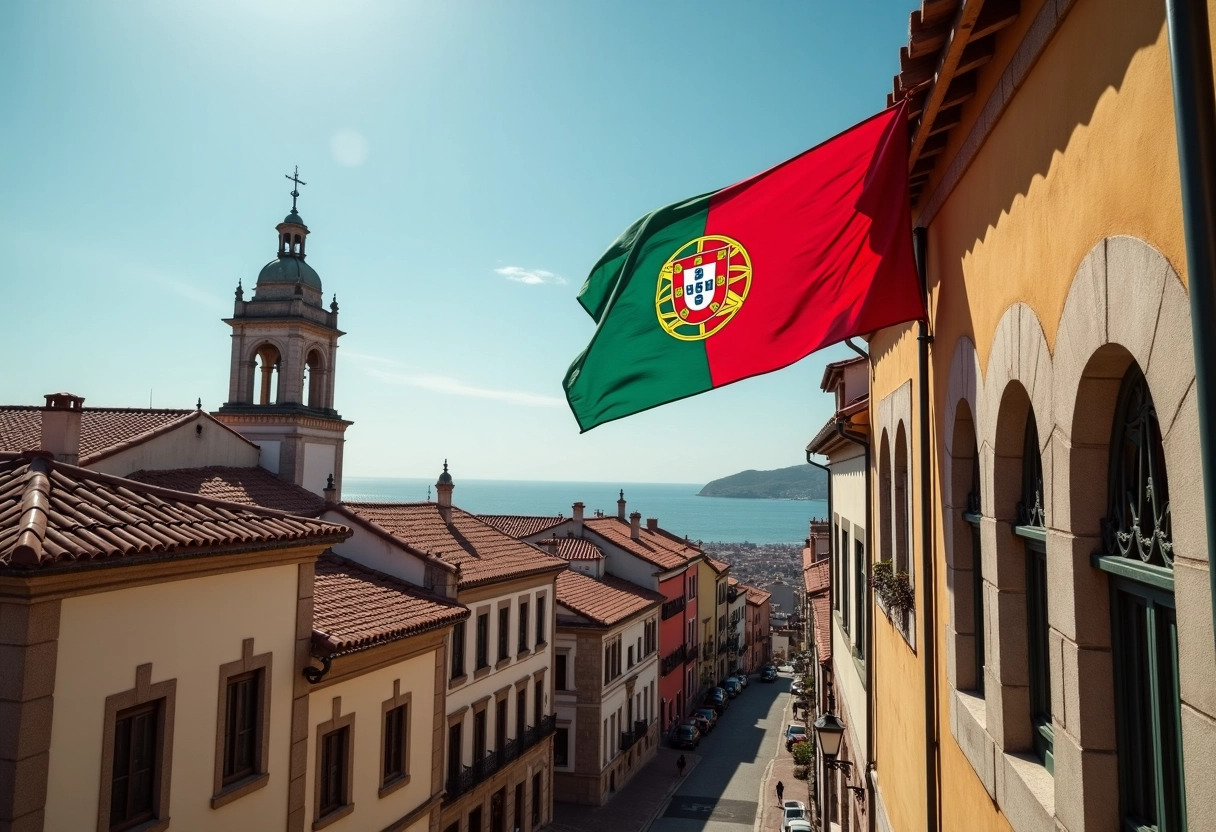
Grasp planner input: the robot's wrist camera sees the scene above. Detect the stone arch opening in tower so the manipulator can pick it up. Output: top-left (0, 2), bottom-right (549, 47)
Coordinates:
top-left (254, 343), bottom-right (281, 405)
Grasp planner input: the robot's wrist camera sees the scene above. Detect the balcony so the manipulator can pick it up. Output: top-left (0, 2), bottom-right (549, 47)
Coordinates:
top-left (702, 643), bottom-right (714, 660)
top-left (661, 644), bottom-right (687, 676)
top-left (661, 596), bottom-right (686, 620)
top-left (445, 715), bottom-right (557, 801)
top-left (634, 720), bottom-right (648, 739)
top-left (619, 730), bottom-right (638, 752)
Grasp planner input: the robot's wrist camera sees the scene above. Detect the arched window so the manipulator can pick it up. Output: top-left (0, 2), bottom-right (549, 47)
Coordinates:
top-left (254, 344), bottom-right (280, 405)
top-left (952, 400), bottom-right (984, 694)
top-left (1099, 365), bottom-right (1182, 831)
top-left (893, 423), bottom-right (910, 588)
top-left (1015, 410), bottom-right (1051, 771)
top-left (878, 431), bottom-right (892, 567)
top-left (305, 349), bottom-right (324, 408)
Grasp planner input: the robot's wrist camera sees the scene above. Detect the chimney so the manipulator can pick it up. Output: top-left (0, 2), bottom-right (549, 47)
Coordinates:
top-left (41, 393), bottom-right (84, 465)
top-left (544, 539), bottom-right (560, 555)
top-left (630, 511), bottom-right (641, 540)
top-left (617, 490), bottom-right (626, 520)
top-left (436, 460), bottom-right (454, 525)
top-left (646, 517), bottom-right (658, 532)
top-left (323, 473), bottom-right (338, 506)
top-left (572, 502), bottom-right (584, 535)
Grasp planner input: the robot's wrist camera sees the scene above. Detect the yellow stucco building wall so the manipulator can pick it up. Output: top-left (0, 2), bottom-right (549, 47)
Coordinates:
top-left (46, 563), bottom-right (300, 831)
top-left (870, 0), bottom-right (1198, 830)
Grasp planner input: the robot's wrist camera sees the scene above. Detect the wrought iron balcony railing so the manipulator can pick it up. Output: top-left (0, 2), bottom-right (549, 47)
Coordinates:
top-left (445, 715), bottom-right (557, 801)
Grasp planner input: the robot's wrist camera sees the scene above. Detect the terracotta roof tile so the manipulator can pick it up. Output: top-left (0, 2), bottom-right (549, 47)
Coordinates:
top-left (477, 514), bottom-right (564, 538)
top-left (555, 570), bottom-right (664, 627)
top-left (705, 556), bottom-right (730, 574)
top-left (312, 553), bottom-right (468, 654)
top-left (0, 452), bottom-right (348, 572)
top-left (128, 467), bottom-right (325, 515)
top-left (744, 585), bottom-right (771, 605)
top-left (0, 406), bottom-right (257, 465)
top-left (340, 503), bottom-right (568, 588)
top-left (810, 595), bottom-right (832, 664)
top-left (584, 517), bottom-right (701, 571)
top-left (537, 537), bottom-right (603, 561)
top-left (804, 559), bottom-right (830, 595)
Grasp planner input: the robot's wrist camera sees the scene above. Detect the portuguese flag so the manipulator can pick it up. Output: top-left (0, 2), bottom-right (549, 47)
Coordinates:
top-left (563, 103), bottom-right (922, 432)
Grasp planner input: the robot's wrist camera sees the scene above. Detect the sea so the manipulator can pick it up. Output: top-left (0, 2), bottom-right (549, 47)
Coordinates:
top-left (343, 477), bottom-right (827, 545)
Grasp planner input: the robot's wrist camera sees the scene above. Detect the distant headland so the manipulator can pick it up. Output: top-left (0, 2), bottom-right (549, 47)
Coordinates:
top-left (697, 464), bottom-right (828, 500)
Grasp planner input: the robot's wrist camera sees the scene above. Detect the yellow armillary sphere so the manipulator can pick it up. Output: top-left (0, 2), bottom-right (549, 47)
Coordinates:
top-left (655, 235), bottom-right (753, 341)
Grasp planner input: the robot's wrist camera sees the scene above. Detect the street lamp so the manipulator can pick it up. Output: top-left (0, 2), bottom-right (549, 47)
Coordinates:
top-left (812, 710), bottom-right (852, 772)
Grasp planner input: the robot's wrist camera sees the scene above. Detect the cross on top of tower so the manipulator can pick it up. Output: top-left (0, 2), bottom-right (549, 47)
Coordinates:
top-left (285, 166), bottom-right (306, 212)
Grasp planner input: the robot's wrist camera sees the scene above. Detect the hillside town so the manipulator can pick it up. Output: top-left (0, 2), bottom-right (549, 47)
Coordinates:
top-left (0, 196), bottom-right (778, 831)
top-left (6, 1), bottom-right (1216, 832)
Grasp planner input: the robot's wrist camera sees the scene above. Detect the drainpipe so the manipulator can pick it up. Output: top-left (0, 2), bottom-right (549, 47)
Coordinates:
top-left (805, 453), bottom-right (832, 654)
top-left (833, 418), bottom-right (874, 832)
top-left (913, 227), bottom-right (940, 832)
top-left (1165, 0), bottom-right (1216, 658)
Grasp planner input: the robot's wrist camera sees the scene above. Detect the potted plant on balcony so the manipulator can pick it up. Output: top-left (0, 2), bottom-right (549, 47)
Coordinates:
top-left (870, 559), bottom-right (914, 618)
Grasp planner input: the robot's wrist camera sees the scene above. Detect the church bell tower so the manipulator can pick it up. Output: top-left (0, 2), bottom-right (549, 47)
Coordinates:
top-left (215, 168), bottom-right (352, 498)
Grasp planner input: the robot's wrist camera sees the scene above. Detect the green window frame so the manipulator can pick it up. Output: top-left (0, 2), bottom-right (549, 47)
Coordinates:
top-left (1094, 364), bottom-right (1184, 832)
top-left (853, 538), bottom-right (866, 659)
top-left (1015, 411), bottom-right (1052, 771)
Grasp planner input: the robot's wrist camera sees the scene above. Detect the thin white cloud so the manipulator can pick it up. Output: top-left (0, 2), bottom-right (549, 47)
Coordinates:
top-left (364, 366), bottom-right (565, 408)
top-left (494, 266), bottom-right (567, 286)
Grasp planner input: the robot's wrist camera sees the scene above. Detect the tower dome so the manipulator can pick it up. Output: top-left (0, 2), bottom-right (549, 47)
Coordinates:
top-left (256, 169), bottom-right (322, 291)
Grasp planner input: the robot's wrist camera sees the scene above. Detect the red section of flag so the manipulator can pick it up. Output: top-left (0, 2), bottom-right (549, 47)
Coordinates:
top-left (702, 103), bottom-right (922, 386)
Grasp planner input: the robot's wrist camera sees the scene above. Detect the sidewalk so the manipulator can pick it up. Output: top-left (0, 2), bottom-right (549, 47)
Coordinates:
top-left (550, 685), bottom-right (809, 832)
top-left (757, 693), bottom-right (811, 832)
top-left (549, 746), bottom-right (698, 832)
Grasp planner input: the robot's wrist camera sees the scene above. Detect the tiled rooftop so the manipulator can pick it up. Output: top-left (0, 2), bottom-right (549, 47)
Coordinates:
top-left (744, 585), bottom-right (771, 605)
top-left (810, 594), bottom-right (832, 665)
top-left (0, 452), bottom-right (348, 572)
top-left (705, 555), bottom-right (730, 574)
top-left (555, 570), bottom-right (664, 627)
top-left (312, 553), bottom-right (468, 654)
top-left (340, 502), bottom-right (568, 588)
top-left (804, 558), bottom-right (830, 596)
top-left (477, 514), bottom-right (564, 539)
top-left (129, 466), bottom-right (326, 515)
top-left (0, 406), bottom-right (255, 464)
top-left (536, 536), bottom-right (603, 561)
top-left (583, 516), bottom-right (701, 571)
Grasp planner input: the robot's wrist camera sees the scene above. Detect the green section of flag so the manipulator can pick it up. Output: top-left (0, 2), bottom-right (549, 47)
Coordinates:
top-left (563, 207), bottom-right (712, 431)
top-left (576, 191), bottom-right (715, 323)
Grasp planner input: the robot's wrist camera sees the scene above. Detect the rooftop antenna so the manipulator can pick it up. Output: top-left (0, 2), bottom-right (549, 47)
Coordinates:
top-left (285, 165), bottom-right (306, 212)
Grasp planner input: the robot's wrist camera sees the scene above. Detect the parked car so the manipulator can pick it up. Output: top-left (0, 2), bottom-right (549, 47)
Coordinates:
top-left (671, 723), bottom-right (701, 750)
top-left (782, 800), bottom-right (807, 813)
top-left (686, 715), bottom-right (712, 736)
top-left (786, 819), bottom-right (813, 832)
top-left (782, 806), bottom-right (809, 832)
top-left (693, 707), bottom-right (719, 731)
top-left (761, 666), bottom-right (778, 682)
top-left (722, 678), bottom-right (742, 697)
top-left (702, 695), bottom-right (727, 715)
top-left (785, 724), bottom-right (808, 751)
top-left (728, 673), bottom-right (749, 689)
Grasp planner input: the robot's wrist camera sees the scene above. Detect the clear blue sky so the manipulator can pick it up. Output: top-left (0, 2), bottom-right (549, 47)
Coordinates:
top-left (2, 0), bottom-right (912, 484)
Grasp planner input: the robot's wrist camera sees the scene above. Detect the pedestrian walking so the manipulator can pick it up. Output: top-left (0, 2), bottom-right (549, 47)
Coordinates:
top-left (776, 780), bottom-right (785, 805)
top-left (677, 754), bottom-right (687, 776)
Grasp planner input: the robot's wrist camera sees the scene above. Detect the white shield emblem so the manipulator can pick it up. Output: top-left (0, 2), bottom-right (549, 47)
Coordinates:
top-left (682, 261), bottom-right (717, 312)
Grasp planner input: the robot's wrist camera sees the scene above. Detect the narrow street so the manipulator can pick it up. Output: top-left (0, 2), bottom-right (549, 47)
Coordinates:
top-left (551, 668), bottom-right (806, 832)
top-left (651, 670), bottom-right (802, 832)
